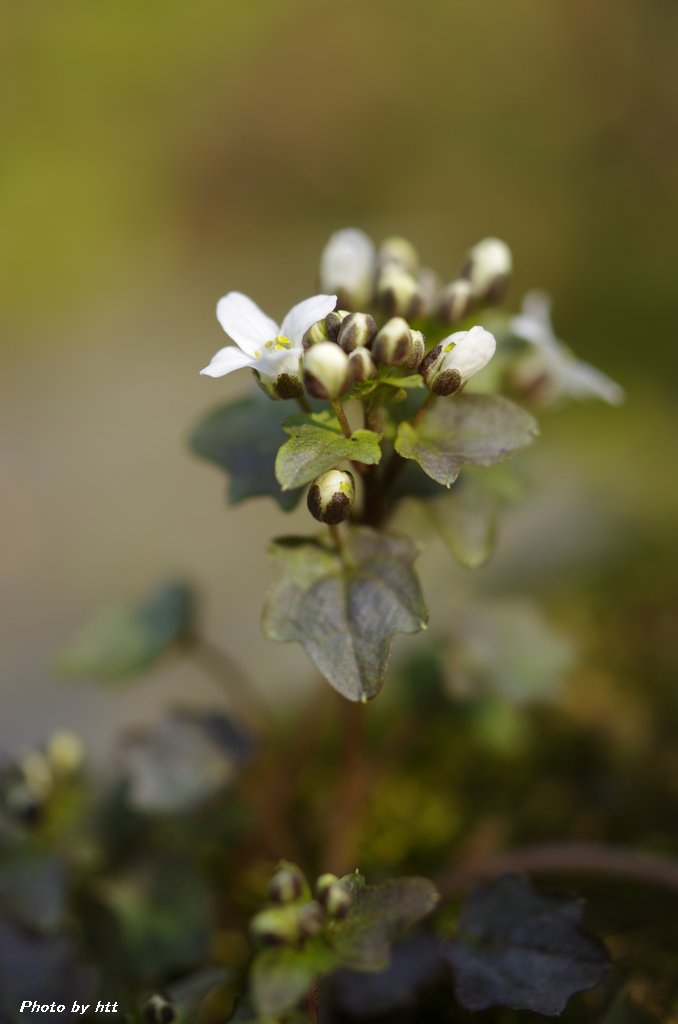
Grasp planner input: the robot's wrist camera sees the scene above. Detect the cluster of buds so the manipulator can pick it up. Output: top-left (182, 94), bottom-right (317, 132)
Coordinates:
top-left (249, 863), bottom-right (353, 948)
top-left (142, 995), bottom-right (175, 1024)
top-left (1, 731), bottom-right (84, 826)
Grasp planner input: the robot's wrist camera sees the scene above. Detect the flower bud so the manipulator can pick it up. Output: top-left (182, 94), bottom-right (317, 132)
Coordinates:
top-left (297, 900), bottom-right (325, 938)
top-left (315, 873), bottom-right (340, 898)
top-left (143, 995), bottom-right (175, 1024)
top-left (316, 875), bottom-right (352, 919)
top-left (307, 470), bottom-right (355, 525)
top-left (416, 267), bottom-right (441, 316)
top-left (404, 329), bottom-right (425, 371)
top-left (337, 312), bottom-right (377, 353)
top-left (250, 906), bottom-right (301, 947)
top-left (302, 318), bottom-right (330, 350)
top-left (372, 318), bottom-right (414, 367)
top-left (324, 309), bottom-right (350, 341)
top-left (46, 731), bottom-right (84, 777)
top-left (347, 347), bottom-right (378, 384)
top-left (304, 343), bottom-right (350, 400)
top-left (420, 326), bottom-right (496, 396)
top-left (437, 279), bottom-right (474, 325)
top-left (320, 228), bottom-right (376, 309)
top-left (378, 236), bottom-right (419, 274)
top-left (269, 863), bottom-right (305, 904)
top-left (463, 237), bottom-right (512, 303)
top-left (376, 265), bottom-right (422, 318)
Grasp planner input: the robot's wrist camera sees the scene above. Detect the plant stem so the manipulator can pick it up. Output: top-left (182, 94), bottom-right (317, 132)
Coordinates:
top-left (188, 635), bottom-right (273, 729)
top-left (411, 390), bottom-right (435, 428)
top-left (296, 394), bottom-right (312, 414)
top-left (325, 697), bottom-right (371, 874)
top-left (331, 398), bottom-right (352, 438)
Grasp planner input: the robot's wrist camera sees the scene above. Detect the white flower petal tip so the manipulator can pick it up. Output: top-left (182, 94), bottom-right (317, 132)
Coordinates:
top-left (199, 346), bottom-right (255, 378)
top-left (280, 294), bottom-right (337, 345)
top-left (216, 292), bottom-right (280, 354)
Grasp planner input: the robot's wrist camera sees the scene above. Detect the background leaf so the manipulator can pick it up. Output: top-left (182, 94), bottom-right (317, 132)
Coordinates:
top-left (251, 941), bottom-right (337, 1018)
top-left (395, 394), bottom-right (538, 487)
top-left (190, 391), bottom-right (301, 510)
top-left (57, 582), bottom-right (194, 682)
top-left (444, 873), bottom-right (609, 1015)
top-left (275, 411), bottom-right (382, 491)
top-left (262, 529), bottom-right (427, 701)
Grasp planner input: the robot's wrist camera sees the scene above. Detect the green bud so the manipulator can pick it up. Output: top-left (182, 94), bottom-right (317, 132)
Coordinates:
top-left (269, 862), bottom-right (305, 904)
top-left (297, 900), bottom-right (325, 938)
top-left (325, 310), bottom-right (350, 340)
top-left (322, 882), bottom-right (353, 920)
top-left (378, 235), bottom-right (419, 274)
top-left (302, 318), bottom-right (330, 350)
top-left (404, 329), bottom-right (425, 371)
top-left (315, 873), bottom-right (340, 898)
top-left (307, 470), bottom-right (355, 525)
top-left (348, 347), bottom-right (378, 384)
top-left (142, 994), bottom-right (175, 1024)
top-left (250, 905), bottom-right (301, 947)
top-left (337, 312), bottom-right (377, 352)
top-left (377, 265), bottom-right (422, 318)
top-left (437, 279), bottom-right (474, 325)
top-left (372, 318), bottom-right (414, 367)
top-left (304, 342), bottom-right (350, 400)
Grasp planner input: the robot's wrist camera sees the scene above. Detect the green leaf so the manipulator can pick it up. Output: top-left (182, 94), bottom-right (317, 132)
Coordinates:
top-left (262, 528), bottom-right (427, 702)
top-left (428, 473), bottom-right (500, 569)
top-left (395, 394), bottom-right (538, 488)
top-left (275, 410), bottom-right (382, 490)
top-left (190, 391), bottom-right (301, 510)
top-left (57, 582), bottom-right (194, 682)
top-left (251, 941), bottom-right (337, 1017)
top-left (444, 874), bottom-right (609, 1015)
top-left (331, 874), bottom-right (440, 972)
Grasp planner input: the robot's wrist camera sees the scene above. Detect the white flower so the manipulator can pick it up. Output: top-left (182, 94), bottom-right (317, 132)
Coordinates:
top-left (320, 228), bottom-right (375, 308)
top-left (421, 325), bottom-right (496, 396)
top-left (201, 291), bottom-right (337, 399)
top-left (510, 291), bottom-right (624, 406)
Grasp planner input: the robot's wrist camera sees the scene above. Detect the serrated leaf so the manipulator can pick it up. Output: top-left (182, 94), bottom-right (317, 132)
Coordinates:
top-left (262, 528), bottom-right (427, 701)
top-left (57, 582), bottom-right (194, 682)
top-left (190, 391), bottom-right (301, 510)
top-left (275, 410), bottom-right (382, 490)
top-left (331, 875), bottom-right (440, 972)
top-left (251, 941), bottom-right (337, 1017)
top-left (395, 394), bottom-right (538, 487)
top-left (444, 874), bottom-right (609, 1015)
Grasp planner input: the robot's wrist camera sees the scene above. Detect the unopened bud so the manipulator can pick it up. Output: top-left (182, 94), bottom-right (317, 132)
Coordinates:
top-left (377, 265), bottom-right (422, 318)
top-left (250, 906), bottom-right (301, 947)
top-left (315, 873), bottom-right (340, 898)
top-left (316, 875), bottom-right (352, 919)
top-left (338, 313), bottom-right (377, 353)
top-left (437, 279), bottom-right (474, 325)
top-left (372, 318), bottom-right (414, 367)
top-left (420, 326), bottom-right (496, 395)
top-left (302, 318), bottom-right (330, 350)
top-left (463, 237), bottom-right (512, 303)
top-left (46, 731), bottom-right (84, 777)
top-left (378, 236), bottom-right (419, 274)
top-left (307, 470), bottom-right (355, 525)
top-left (304, 343), bottom-right (350, 400)
top-left (404, 329), bottom-right (426, 371)
top-left (143, 995), bottom-right (175, 1024)
top-left (20, 752), bottom-right (52, 798)
top-left (298, 900), bottom-right (325, 938)
top-left (324, 310), bottom-right (350, 341)
top-left (320, 229), bottom-right (376, 309)
top-left (348, 348), bottom-right (378, 384)
top-left (269, 863), bottom-right (305, 904)
top-left (416, 267), bottom-right (441, 316)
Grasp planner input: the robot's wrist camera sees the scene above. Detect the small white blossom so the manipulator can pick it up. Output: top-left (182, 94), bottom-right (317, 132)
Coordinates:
top-left (510, 291), bottom-right (624, 406)
top-left (320, 228), bottom-right (375, 308)
top-left (201, 291), bottom-right (336, 399)
top-left (421, 326), bottom-right (496, 395)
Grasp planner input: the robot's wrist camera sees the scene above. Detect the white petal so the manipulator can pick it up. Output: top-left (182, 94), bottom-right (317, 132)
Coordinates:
top-left (280, 294), bottom-right (337, 345)
top-left (564, 359), bottom-right (625, 405)
top-left (216, 292), bottom-right (279, 356)
top-left (200, 346), bottom-right (255, 378)
top-left (257, 346), bottom-right (302, 381)
top-left (320, 228), bottom-right (375, 305)
top-left (442, 325), bottom-right (496, 383)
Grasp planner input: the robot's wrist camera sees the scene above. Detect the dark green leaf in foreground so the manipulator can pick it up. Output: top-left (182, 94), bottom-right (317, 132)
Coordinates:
top-left (57, 582), bottom-right (194, 682)
top-left (275, 410), bottom-right (382, 491)
top-left (190, 391), bottom-right (301, 510)
top-left (444, 874), bottom-right (609, 1015)
top-left (395, 394), bottom-right (538, 487)
top-left (330, 874), bottom-right (440, 972)
top-left (263, 528), bottom-right (427, 701)
top-left (251, 941), bottom-right (337, 1018)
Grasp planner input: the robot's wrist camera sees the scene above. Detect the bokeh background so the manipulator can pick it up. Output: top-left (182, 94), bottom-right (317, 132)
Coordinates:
top-left (2, 0), bottom-right (677, 754)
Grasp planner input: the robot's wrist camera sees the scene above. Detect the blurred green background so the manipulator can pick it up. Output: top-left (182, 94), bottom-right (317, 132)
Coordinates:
top-left (2, 0), bottom-right (677, 753)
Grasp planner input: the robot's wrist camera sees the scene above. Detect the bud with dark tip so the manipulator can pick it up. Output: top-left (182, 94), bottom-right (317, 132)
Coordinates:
top-left (416, 267), bottom-right (441, 316)
top-left (338, 312), bottom-right (377, 353)
top-left (347, 347), bottom-right (378, 384)
top-left (269, 862), bottom-right (306, 904)
top-left (320, 229), bottom-right (376, 309)
top-left (324, 310), bottom-right (350, 341)
top-left (315, 873), bottom-right (340, 898)
top-left (304, 343), bottom-right (350, 400)
top-left (316, 875), bottom-right (352, 919)
top-left (372, 318), bottom-right (414, 367)
top-left (377, 265), bottom-right (422, 318)
top-left (421, 326), bottom-right (496, 396)
top-left (404, 329), bottom-right (425, 371)
top-left (307, 470), bottom-right (355, 525)
top-left (302, 318), bottom-right (331, 350)
top-left (437, 279), bottom-right (474, 325)
top-left (378, 236), bottom-right (419, 274)
top-left (298, 900), bottom-right (325, 938)
top-left (463, 237), bottom-right (512, 303)
top-left (143, 994), bottom-right (175, 1024)
top-left (250, 906), bottom-right (301, 947)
